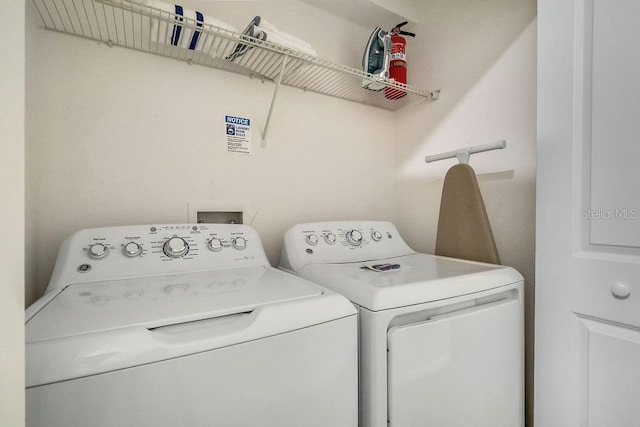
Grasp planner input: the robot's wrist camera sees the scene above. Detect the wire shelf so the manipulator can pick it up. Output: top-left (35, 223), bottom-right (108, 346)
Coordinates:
top-left (31, 0), bottom-right (439, 112)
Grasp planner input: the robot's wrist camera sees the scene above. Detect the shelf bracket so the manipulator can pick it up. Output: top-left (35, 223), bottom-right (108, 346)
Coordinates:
top-left (261, 54), bottom-right (289, 147)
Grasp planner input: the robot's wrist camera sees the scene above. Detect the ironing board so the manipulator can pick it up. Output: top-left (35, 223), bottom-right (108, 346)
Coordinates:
top-left (435, 163), bottom-right (501, 264)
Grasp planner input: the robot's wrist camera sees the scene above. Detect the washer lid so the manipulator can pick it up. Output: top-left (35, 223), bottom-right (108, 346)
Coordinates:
top-left (297, 253), bottom-right (524, 311)
top-left (27, 266), bottom-right (323, 343)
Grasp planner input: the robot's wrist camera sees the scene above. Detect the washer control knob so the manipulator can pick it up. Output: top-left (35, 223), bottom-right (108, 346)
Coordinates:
top-left (88, 243), bottom-right (109, 259)
top-left (163, 237), bottom-right (189, 258)
top-left (208, 238), bottom-right (223, 251)
top-left (345, 230), bottom-right (363, 246)
top-left (324, 233), bottom-right (337, 244)
top-left (306, 234), bottom-right (319, 245)
top-left (371, 231), bottom-right (383, 241)
top-left (232, 237), bottom-right (247, 250)
top-left (122, 242), bottom-right (142, 257)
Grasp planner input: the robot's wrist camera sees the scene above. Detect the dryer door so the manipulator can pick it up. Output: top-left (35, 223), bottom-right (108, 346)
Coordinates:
top-left (387, 296), bottom-right (523, 427)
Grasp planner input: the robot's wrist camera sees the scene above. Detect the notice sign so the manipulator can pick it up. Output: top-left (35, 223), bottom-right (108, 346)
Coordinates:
top-left (225, 115), bottom-right (252, 155)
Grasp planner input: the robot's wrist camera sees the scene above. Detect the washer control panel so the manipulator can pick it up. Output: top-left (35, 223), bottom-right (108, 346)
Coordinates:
top-left (280, 221), bottom-right (416, 272)
top-left (46, 224), bottom-right (269, 292)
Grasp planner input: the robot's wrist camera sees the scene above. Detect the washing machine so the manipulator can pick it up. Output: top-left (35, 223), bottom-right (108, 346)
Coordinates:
top-left (26, 223), bottom-right (358, 427)
top-left (280, 220), bottom-right (524, 427)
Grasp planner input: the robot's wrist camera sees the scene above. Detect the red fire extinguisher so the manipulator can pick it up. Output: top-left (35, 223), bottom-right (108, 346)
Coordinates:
top-left (385, 22), bottom-right (415, 100)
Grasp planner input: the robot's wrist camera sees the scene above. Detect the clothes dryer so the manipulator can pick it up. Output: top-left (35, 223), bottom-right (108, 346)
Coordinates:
top-left (26, 224), bottom-right (357, 427)
top-left (280, 221), bottom-right (524, 427)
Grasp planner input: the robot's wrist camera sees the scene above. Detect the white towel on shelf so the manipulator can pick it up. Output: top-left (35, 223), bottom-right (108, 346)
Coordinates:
top-left (254, 16), bottom-right (318, 56)
top-left (253, 16), bottom-right (316, 57)
top-left (148, 1), bottom-right (238, 57)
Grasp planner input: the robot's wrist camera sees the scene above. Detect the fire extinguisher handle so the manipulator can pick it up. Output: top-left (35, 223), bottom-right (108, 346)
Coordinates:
top-left (391, 22), bottom-right (416, 37)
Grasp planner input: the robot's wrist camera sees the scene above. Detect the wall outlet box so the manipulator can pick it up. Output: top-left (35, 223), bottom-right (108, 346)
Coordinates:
top-left (196, 210), bottom-right (243, 224)
top-left (188, 201), bottom-right (249, 224)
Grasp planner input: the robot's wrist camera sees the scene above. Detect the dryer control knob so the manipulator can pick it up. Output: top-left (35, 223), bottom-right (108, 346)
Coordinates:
top-left (163, 237), bottom-right (189, 258)
top-left (324, 233), bottom-right (337, 244)
top-left (88, 243), bottom-right (109, 259)
top-left (371, 231), bottom-right (383, 241)
top-left (208, 238), bottom-right (223, 251)
top-left (232, 237), bottom-right (247, 250)
top-left (123, 242), bottom-right (142, 257)
top-left (346, 230), bottom-right (363, 246)
top-left (306, 234), bottom-right (319, 245)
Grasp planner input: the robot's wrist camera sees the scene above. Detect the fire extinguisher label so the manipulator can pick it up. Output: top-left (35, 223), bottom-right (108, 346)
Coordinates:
top-left (390, 52), bottom-right (405, 61)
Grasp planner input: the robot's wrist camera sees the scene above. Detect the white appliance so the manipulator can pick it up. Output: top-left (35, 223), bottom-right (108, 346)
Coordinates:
top-left (280, 220), bottom-right (524, 427)
top-left (26, 224), bottom-right (358, 427)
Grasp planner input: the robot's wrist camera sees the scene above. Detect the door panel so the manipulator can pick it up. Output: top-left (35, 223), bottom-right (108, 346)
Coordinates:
top-left (582, 317), bottom-right (640, 426)
top-left (572, 0), bottom-right (640, 327)
top-left (536, 0), bottom-right (640, 425)
top-left (387, 298), bottom-right (522, 427)
top-left (588, 0), bottom-right (640, 249)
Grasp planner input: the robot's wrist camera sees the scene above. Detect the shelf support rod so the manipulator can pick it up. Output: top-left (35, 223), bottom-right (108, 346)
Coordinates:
top-left (261, 54), bottom-right (289, 147)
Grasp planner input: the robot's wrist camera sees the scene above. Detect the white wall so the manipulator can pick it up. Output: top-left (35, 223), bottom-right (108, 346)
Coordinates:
top-left (25, 0), bottom-right (397, 303)
top-left (0, 0), bottom-right (25, 425)
top-left (393, 1), bottom-right (537, 425)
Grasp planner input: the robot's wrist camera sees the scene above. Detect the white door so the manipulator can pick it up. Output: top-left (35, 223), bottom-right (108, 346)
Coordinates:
top-left (536, 1), bottom-right (640, 426)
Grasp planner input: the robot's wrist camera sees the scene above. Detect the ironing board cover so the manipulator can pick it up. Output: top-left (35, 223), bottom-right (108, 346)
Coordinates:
top-left (435, 163), bottom-right (501, 264)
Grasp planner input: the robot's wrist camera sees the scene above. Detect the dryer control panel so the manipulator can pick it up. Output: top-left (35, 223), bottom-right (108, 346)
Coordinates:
top-left (46, 224), bottom-right (270, 292)
top-left (280, 221), bottom-right (416, 272)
